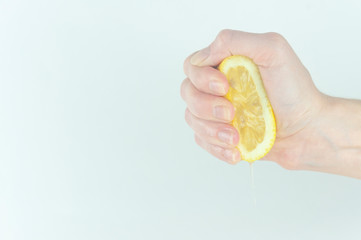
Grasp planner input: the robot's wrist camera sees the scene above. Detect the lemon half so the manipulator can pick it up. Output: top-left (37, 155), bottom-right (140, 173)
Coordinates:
top-left (218, 55), bottom-right (276, 162)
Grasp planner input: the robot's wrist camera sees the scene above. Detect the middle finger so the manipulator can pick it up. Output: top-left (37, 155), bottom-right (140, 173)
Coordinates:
top-left (181, 78), bottom-right (234, 123)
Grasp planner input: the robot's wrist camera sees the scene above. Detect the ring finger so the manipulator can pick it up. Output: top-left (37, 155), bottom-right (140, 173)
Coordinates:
top-left (185, 108), bottom-right (239, 148)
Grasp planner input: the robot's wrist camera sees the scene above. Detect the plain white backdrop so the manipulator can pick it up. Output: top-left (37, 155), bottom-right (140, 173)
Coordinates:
top-left (1, 0), bottom-right (361, 239)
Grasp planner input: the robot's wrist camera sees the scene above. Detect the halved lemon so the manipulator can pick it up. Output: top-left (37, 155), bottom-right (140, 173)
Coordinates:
top-left (218, 55), bottom-right (276, 162)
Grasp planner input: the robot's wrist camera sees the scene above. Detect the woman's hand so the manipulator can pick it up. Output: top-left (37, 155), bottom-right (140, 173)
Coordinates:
top-left (182, 29), bottom-right (361, 178)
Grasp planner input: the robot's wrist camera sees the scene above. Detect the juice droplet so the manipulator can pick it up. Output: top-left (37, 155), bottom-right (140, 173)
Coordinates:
top-left (249, 162), bottom-right (257, 207)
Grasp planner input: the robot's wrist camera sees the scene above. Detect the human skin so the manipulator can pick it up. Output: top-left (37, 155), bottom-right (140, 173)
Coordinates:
top-left (181, 29), bottom-right (361, 179)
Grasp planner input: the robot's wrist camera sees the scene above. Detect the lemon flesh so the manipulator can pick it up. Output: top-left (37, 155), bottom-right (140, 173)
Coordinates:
top-left (218, 56), bottom-right (276, 162)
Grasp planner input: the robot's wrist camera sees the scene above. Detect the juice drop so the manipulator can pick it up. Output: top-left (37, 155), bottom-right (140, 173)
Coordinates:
top-left (249, 162), bottom-right (257, 207)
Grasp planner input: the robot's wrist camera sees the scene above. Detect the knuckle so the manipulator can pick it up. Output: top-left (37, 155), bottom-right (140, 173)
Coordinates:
top-left (180, 78), bottom-right (189, 101)
top-left (188, 111), bottom-right (217, 137)
top-left (183, 55), bottom-right (191, 75)
top-left (194, 134), bottom-right (203, 147)
top-left (263, 32), bottom-right (288, 53)
top-left (198, 119), bottom-right (216, 137)
top-left (217, 29), bottom-right (233, 42)
top-left (213, 29), bottom-right (234, 49)
top-left (204, 123), bottom-right (215, 137)
top-left (183, 59), bottom-right (187, 75)
top-left (184, 108), bottom-right (192, 126)
top-left (191, 94), bottom-right (205, 115)
top-left (213, 145), bottom-right (225, 159)
top-left (264, 32), bottom-right (285, 42)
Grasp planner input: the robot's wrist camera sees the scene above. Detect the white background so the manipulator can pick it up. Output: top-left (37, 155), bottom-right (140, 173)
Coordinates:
top-left (1, 0), bottom-right (361, 239)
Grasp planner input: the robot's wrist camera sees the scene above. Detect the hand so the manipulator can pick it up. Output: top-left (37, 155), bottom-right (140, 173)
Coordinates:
top-left (181, 29), bottom-right (326, 169)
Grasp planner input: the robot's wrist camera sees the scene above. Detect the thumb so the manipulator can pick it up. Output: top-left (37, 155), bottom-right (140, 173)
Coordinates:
top-left (190, 29), bottom-right (280, 67)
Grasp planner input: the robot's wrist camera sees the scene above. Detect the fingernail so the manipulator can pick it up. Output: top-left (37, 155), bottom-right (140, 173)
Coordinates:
top-left (190, 49), bottom-right (209, 66)
top-left (218, 129), bottom-right (235, 145)
top-left (213, 106), bottom-right (232, 121)
top-left (209, 81), bottom-right (226, 95)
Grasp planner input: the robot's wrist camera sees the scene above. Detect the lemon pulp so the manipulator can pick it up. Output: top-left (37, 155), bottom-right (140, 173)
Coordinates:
top-left (218, 56), bottom-right (276, 162)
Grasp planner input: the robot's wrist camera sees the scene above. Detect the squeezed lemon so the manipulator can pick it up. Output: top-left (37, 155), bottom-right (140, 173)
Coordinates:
top-left (218, 56), bottom-right (276, 162)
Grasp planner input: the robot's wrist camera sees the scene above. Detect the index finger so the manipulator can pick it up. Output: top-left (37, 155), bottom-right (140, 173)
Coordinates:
top-left (183, 53), bottom-right (229, 96)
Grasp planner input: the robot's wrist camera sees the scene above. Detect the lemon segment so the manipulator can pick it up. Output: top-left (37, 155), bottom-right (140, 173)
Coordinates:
top-left (218, 55), bottom-right (276, 162)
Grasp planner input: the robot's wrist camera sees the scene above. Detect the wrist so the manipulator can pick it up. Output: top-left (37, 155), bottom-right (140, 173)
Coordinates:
top-left (304, 95), bottom-right (361, 178)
